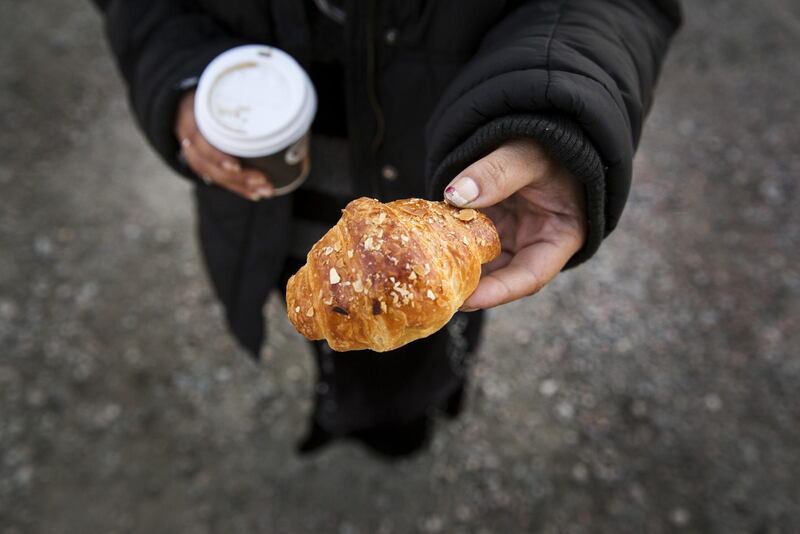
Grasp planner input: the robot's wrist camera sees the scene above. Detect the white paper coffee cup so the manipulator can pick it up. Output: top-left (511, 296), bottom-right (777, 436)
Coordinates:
top-left (194, 45), bottom-right (317, 195)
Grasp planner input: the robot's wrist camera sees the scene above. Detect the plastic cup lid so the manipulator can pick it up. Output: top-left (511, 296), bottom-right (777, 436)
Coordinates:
top-left (194, 45), bottom-right (317, 158)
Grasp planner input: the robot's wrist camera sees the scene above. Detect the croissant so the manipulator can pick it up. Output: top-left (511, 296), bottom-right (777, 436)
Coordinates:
top-left (286, 197), bottom-right (500, 352)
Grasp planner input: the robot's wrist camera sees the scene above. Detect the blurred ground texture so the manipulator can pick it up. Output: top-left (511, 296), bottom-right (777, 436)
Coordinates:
top-left (1, 1), bottom-right (799, 533)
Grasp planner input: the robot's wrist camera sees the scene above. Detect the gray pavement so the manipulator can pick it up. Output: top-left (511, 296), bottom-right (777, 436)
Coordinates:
top-left (1, 1), bottom-right (799, 533)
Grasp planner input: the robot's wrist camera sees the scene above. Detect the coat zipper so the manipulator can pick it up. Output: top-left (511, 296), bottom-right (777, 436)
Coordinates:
top-left (365, 0), bottom-right (385, 151)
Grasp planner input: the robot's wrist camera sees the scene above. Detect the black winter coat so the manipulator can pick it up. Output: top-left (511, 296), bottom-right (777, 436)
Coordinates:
top-left (93, 0), bottom-right (680, 357)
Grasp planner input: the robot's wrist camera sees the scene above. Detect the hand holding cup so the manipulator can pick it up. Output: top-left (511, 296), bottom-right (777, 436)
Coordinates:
top-left (175, 90), bottom-right (274, 200)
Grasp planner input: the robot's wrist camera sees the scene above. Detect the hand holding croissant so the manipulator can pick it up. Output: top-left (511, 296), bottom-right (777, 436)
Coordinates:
top-left (442, 139), bottom-right (587, 310)
top-left (286, 198), bottom-right (500, 351)
top-left (287, 138), bottom-right (587, 351)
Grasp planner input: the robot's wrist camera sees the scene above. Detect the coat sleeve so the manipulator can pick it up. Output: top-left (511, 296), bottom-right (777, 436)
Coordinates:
top-left (91, 0), bottom-right (247, 179)
top-left (425, 0), bottom-right (682, 266)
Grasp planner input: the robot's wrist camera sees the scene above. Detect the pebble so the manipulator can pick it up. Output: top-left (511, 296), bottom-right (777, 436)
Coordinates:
top-left (0, 298), bottom-right (18, 320)
top-left (455, 505), bottom-right (472, 521)
top-left (33, 236), bottom-right (53, 256)
top-left (704, 393), bottom-right (723, 412)
top-left (669, 507), bottom-right (691, 527)
top-left (539, 379), bottom-right (559, 397)
top-left (94, 403), bottom-right (122, 427)
top-left (123, 223), bottom-right (142, 240)
top-left (571, 463), bottom-right (589, 483)
top-left (631, 399), bottom-right (648, 418)
top-left (422, 515), bottom-right (444, 533)
top-left (14, 465), bottom-right (34, 488)
top-left (25, 388), bottom-right (45, 407)
top-left (285, 366), bottom-right (303, 382)
top-left (214, 366), bottom-right (232, 382)
top-left (556, 401), bottom-right (575, 420)
top-left (513, 329), bottom-right (532, 345)
top-left (154, 228), bottom-right (173, 243)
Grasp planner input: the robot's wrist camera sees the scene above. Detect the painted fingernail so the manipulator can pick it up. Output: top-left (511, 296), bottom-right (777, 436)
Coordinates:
top-left (221, 160), bottom-right (240, 172)
top-left (444, 176), bottom-right (479, 207)
top-left (181, 138), bottom-right (191, 148)
top-left (257, 186), bottom-right (274, 198)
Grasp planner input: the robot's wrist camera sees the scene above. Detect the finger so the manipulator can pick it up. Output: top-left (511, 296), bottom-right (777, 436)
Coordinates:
top-left (443, 138), bottom-right (555, 209)
top-left (175, 91), bottom-right (198, 141)
top-left (189, 132), bottom-right (244, 175)
top-left (182, 134), bottom-right (252, 188)
top-left (241, 168), bottom-right (275, 199)
top-left (182, 142), bottom-right (256, 199)
top-left (461, 235), bottom-right (581, 310)
top-left (189, 133), bottom-right (276, 198)
top-left (481, 251), bottom-right (513, 275)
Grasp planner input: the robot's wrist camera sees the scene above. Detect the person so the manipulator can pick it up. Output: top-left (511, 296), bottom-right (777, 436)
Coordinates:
top-left (91, 0), bottom-right (681, 457)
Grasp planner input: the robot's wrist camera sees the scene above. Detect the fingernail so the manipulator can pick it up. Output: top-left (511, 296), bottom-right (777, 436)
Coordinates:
top-left (444, 176), bottom-right (479, 207)
top-left (221, 160), bottom-right (240, 172)
top-left (256, 186), bottom-right (273, 198)
top-left (459, 306), bottom-right (479, 312)
top-left (181, 138), bottom-right (191, 148)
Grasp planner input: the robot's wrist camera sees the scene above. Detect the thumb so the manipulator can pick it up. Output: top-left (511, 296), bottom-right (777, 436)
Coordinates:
top-left (443, 139), bottom-right (550, 208)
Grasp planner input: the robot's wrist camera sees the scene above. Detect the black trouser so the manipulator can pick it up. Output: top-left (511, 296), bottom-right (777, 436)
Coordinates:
top-left (278, 258), bottom-right (486, 439)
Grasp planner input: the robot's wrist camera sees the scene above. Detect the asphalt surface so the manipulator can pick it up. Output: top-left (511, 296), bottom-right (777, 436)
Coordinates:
top-left (1, 1), bottom-right (798, 533)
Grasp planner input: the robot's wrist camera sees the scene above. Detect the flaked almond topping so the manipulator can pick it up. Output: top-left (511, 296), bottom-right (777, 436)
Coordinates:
top-left (381, 301), bottom-right (388, 313)
top-left (333, 242), bottom-right (342, 252)
top-left (409, 271), bottom-right (417, 280)
top-left (376, 212), bottom-right (386, 225)
top-left (455, 208), bottom-right (478, 221)
top-left (424, 263), bottom-right (431, 274)
top-left (323, 246), bottom-right (333, 255)
top-left (389, 276), bottom-right (396, 283)
top-left (294, 306), bottom-right (300, 313)
top-left (400, 234), bottom-right (409, 243)
top-left (318, 289), bottom-right (323, 299)
top-left (347, 249), bottom-right (354, 258)
top-left (329, 267), bottom-right (341, 284)
top-left (462, 236), bottom-right (469, 246)
top-left (426, 289), bottom-right (436, 300)
top-left (377, 229), bottom-right (384, 239)
top-left (324, 297), bottom-right (333, 306)
top-left (363, 237), bottom-right (373, 250)
top-left (352, 279), bottom-right (364, 293)
top-left (306, 307), bottom-right (314, 317)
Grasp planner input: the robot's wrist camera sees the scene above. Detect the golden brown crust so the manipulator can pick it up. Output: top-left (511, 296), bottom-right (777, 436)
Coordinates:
top-left (286, 197), bottom-right (501, 352)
